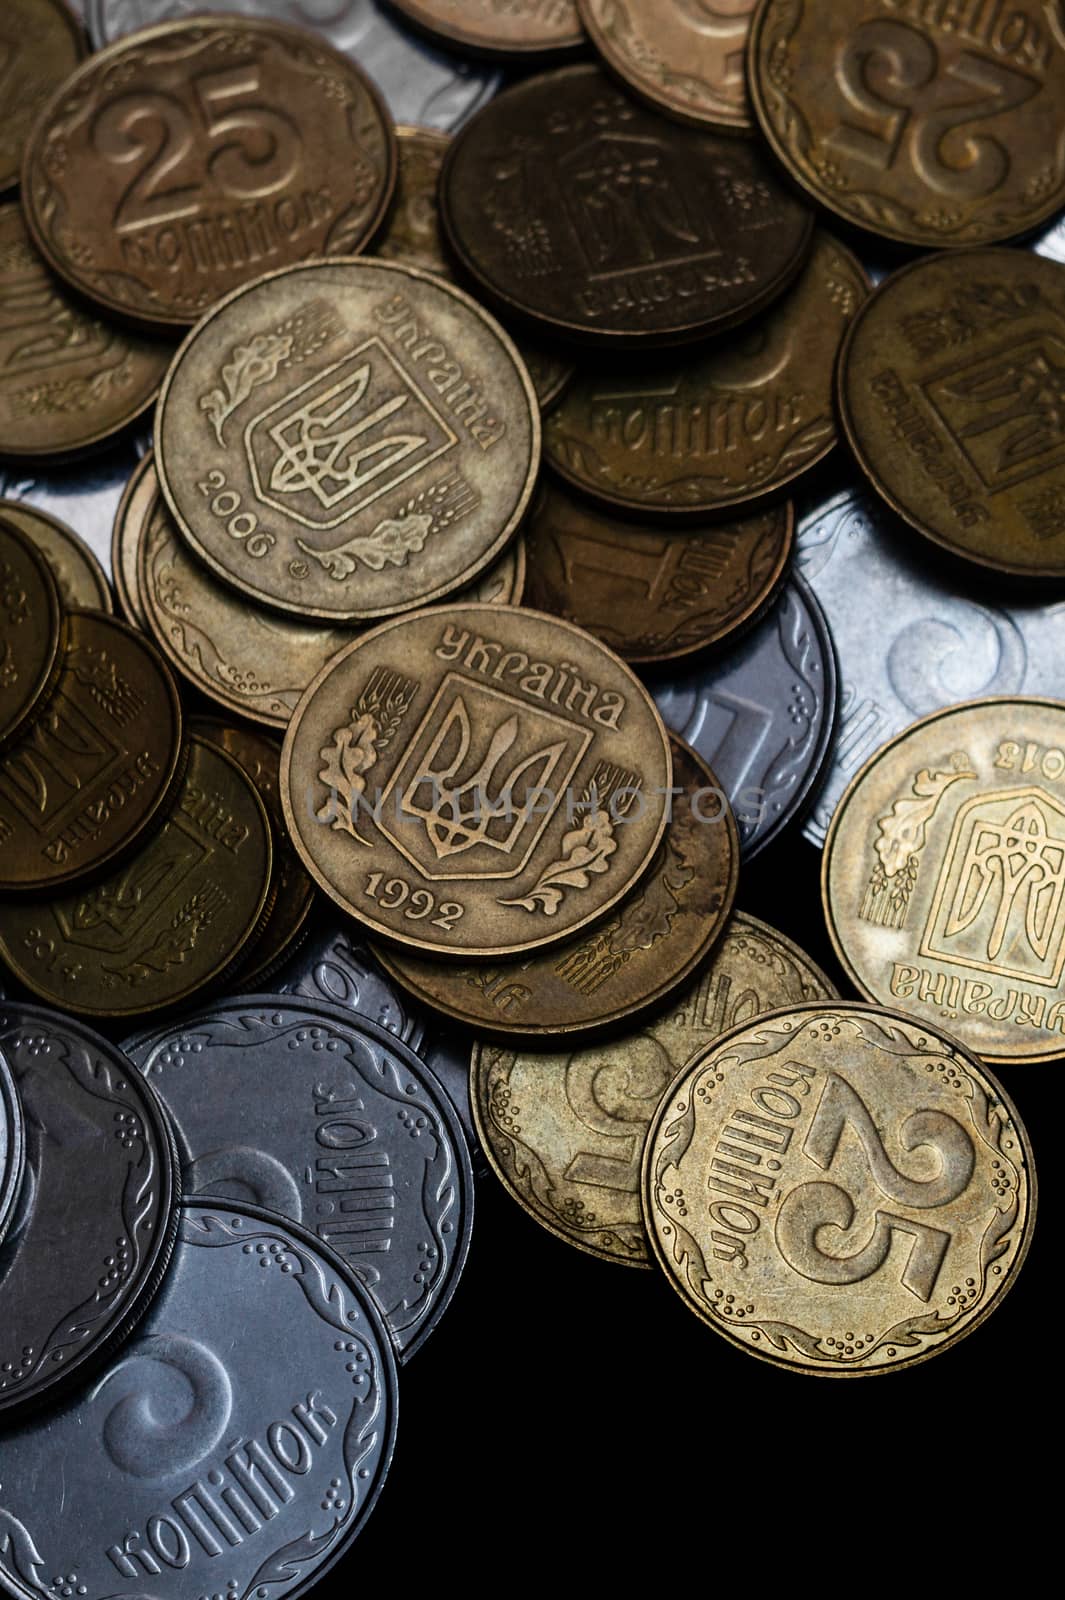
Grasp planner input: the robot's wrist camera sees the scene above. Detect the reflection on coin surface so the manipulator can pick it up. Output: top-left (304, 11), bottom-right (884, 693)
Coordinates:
top-left (643, 1001), bottom-right (1036, 1373)
top-left (578, 0), bottom-right (756, 131)
top-left (0, 1002), bottom-right (177, 1414)
top-left (157, 260), bottom-right (539, 621)
top-left (824, 696), bottom-right (1065, 1064)
top-left (0, 1199), bottom-right (397, 1595)
top-left (125, 1000), bottom-right (474, 1358)
top-left (0, 1046), bottom-right (24, 1247)
top-left (0, 516), bottom-right (63, 756)
top-left (388, 0), bottom-right (583, 55)
top-left (473, 912), bottom-right (836, 1264)
top-left (0, 499), bottom-right (112, 612)
top-left (275, 921), bottom-right (428, 1051)
top-left (0, 0), bottom-right (85, 193)
top-left (281, 603), bottom-right (673, 957)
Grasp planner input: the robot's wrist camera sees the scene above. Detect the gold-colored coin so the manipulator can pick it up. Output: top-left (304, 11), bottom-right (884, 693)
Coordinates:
top-left (642, 1001), bottom-right (1035, 1373)
top-left (22, 16), bottom-right (397, 329)
top-left (386, 0), bottom-right (584, 57)
top-left (111, 451), bottom-right (152, 630)
top-left (824, 695), bottom-right (1065, 1065)
top-left (156, 259), bottom-right (540, 621)
top-left (0, 0), bottom-right (85, 194)
top-left (0, 733), bottom-right (272, 1017)
top-left (1, 500), bottom-right (112, 613)
top-left (838, 249), bottom-right (1065, 576)
top-left (459, 537), bottom-right (525, 607)
top-left (280, 603), bottom-right (672, 958)
top-left (0, 515), bottom-right (64, 756)
top-left (375, 736), bottom-right (740, 1036)
top-left (473, 912), bottom-right (837, 1265)
top-left (578, 0), bottom-right (756, 132)
top-left (0, 204), bottom-right (170, 458)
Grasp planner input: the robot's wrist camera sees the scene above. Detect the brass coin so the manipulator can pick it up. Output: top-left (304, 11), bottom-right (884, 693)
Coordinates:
top-left (838, 249), bottom-right (1065, 577)
top-left (111, 450), bottom-right (152, 629)
top-left (543, 232), bottom-right (868, 516)
top-left (280, 603), bottom-right (673, 958)
top-left (0, 499), bottom-right (112, 612)
top-left (387, 0), bottom-right (584, 57)
top-left (0, 610), bottom-right (184, 893)
top-left (22, 16), bottom-right (397, 330)
top-left (642, 1000), bottom-right (1035, 1373)
top-left (0, 733), bottom-right (272, 1017)
top-left (750, 0), bottom-right (1065, 248)
top-left (823, 695), bottom-right (1065, 1065)
top-left (523, 482), bottom-right (793, 665)
top-left (441, 64), bottom-right (813, 349)
top-left (156, 259), bottom-right (540, 621)
top-left (0, 0), bottom-right (85, 194)
top-left (458, 535), bottom-right (526, 606)
top-left (0, 515), bottom-right (63, 755)
top-left (0, 204), bottom-right (170, 458)
top-left (473, 912), bottom-right (837, 1265)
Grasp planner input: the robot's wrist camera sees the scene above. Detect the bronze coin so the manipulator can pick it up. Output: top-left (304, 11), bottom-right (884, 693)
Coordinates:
top-left (0, 0), bottom-right (85, 194)
top-left (387, 0), bottom-right (584, 58)
top-left (0, 610), bottom-right (185, 893)
top-left (0, 204), bottom-right (171, 458)
top-left (750, 0), bottom-right (1065, 249)
top-left (543, 232), bottom-right (869, 516)
top-left (455, 534), bottom-right (526, 606)
top-left (1, 499), bottom-right (112, 612)
top-left (111, 449), bottom-right (152, 629)
top-left (838, 248), bottom-right (1065, 577)
top-left (0, 733), bottom-right (273, 1017)
top-left (440, 64), bottom-right (813, 349)
top-left (22, 16), bottom-right (397, 329)
top-left (0, 514), bottom-right (64, 755)
top-left (523, 481), bottom-right (793, 664)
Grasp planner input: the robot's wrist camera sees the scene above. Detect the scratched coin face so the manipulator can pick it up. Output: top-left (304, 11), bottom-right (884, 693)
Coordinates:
top-left (0, 0), bottom-right (85, 194)
top-left (281, 603), bottom-right (672, 957)
top-left (0, 1199), bottom-right (397, 1595)
top-left (0, 516), bottom-right (63, 757)
top-left (156, 260), bottom-right (540, 621)
top-left (22, 17), bottom-right (397, 329)
top-left (388, 0), bottom-right (584, 56)
top-left (643, 1001), bottom-right (1036, 1373)
top-left (750, 0), bottom-right (1065, 247)
top-left (0, 500), bottom-right (112, 613)
top-left (0, 1047), bottom-right (24, 1247)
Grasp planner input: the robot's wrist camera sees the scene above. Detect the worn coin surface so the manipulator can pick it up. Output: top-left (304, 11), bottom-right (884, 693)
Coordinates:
top-left (442, 64), bottom-right (813, 348)
top-left (643, 1000), bottom-right (1035, 1373)
top-left (0, 516), bottom-right (63, 757)
top-left (0, 0), bottom-right (85, 194)
top-left (474, 911), bottom-right (837, 1265)
top-left (0, 1047), bottom-right (24, 1247)
top-left (578, 0), bottom-right (756, 131)
top-left (0, 1002), bottom-right (177, 1415)
top-left (23, 17), bottom-right (397, 329)
top-left (388, 0), bottom-right (584, 56)
top-left (0, 1198), bottom-right (397, 1596)
top-left (0, 499), bottom-right (111, 612)
top-left (157, 259), bottom-right (539, 620)
top-left (282, 603), bottom-right (673, 957)
top-left (125, 1000), bottom-right (474, 1358)
top-left (824, 696), bottom-right (1065, 1064)
top-left (750, 0), bottom-right (1065, 248)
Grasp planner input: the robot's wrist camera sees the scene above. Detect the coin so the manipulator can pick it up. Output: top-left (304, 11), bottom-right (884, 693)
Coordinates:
top-left (0, 1198), bottom-right (397, 1595)
top-left (0, 734), bottom-right (272, 1015)
top-left (281, 603), bottom-right (673, 957)
top-left (275, 920), bottom-right (428, 1050)
top-left (0, 0), bottom-right (85, 194)
top-left (441, 64), bottom-right (813, 348)
top-left (0, 515), bottom-right (64, 757)
top-left (839, 250), bottom-right (1065, 577)
top-left (523, 482), bottom-right (793, 665)
top-left (0, 1002), bottom-right (178, 1414)
top-left (125, 1001), bottom-right (475, 1358)
top-left (111, 445), bottom-right (154, 629)
top-left (654, 574), bottom-right (838, 857)
top-left (543, 232), bottom-right (868, 516)
top-left (751, 0), bottom-right (1065, 249)
top-left (643, 1000), bottom-right (1036, 1373)
top-left (23, 17), bottom-right (397, 330)
top-left (461, 535), bottom-right (525, 605)
top-left (156, 259), bottom-right (540, 621)
top-left (578, 0), bottom-right (756, 132)
top-left (473, 911), bottom-right (837, 1265)
top-left (388, 0), bottom-right (584, 57)
top-left (0, 1046), bottom-right (24, 1247)
top-left (0, 499), bottom-right (111, 612)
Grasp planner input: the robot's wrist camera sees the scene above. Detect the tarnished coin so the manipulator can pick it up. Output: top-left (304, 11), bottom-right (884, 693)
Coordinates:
top-left (0, 499), bottom-right (111, 612)
top-left (462, 536), bottom-right (525, 605)
top-left (111, 445), bottom-right (156, 629)
top-left (281, 603), bottom-right (673, 957)
top-left (156, 259), bottom-right (539, 621)
top-left (839, 250), bottom-right (1065, 576)
top-left (0, 1199), bottom-right (397, 1596)
top-left (578, 0), bottom-right (756, 132)
top-left (441, 64), bottom-right (813, 348)
top-left (23, 17), bottom-right (397, 329)
top-left (0, 516), bottom-right (63, 756)
top-left (0, 0), bottom-right (85, 194)
top-left (0, 734), bottom-right (272, 1016)
top-left (473, 911), bottom-right (837, 1265)
top-left (388, 0), bottom-right (584, 57)
top-left (0, 1047), bottom-right (24, 1247)
top-left (0, 1002), bottom-right (177, 1415)
top-left (125, 1000), bottom-right (474, 1358)
top-left (643, 1001), bottom-right (1035, 1373)
top-left (524, 482), bottom-right (792, 665)
top-left (0, 611), bottom-right (185, 892)
top-left (543, 233), bottom-right (868, 515)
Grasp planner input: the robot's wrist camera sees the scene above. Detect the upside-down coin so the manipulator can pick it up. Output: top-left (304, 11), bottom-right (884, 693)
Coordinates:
top-left (578, 0), bottom-right (756, 132)
top-left (0, 514), bottom-right (64, 756)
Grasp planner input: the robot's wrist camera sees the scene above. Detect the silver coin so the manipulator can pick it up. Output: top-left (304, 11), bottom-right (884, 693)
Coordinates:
top-left (123, 998), bottom-right (474, 1359)
top-left (0, 1048), bottom-right (23, 1248)
top-left (0, 433), bottom-right (148, 589)
top-left (274, 922), bottom-right (427, 1051)
top-left (0, 1199), bottom-right (397, 1600)
top-left (86, 0), bottom-right (500, 129)
top-left (1034, 211), bottom-right (1065, 264)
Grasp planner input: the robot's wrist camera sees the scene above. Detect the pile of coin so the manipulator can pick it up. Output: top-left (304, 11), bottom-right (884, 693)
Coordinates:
top-left (0, 0), bottom-right (1056, 1585)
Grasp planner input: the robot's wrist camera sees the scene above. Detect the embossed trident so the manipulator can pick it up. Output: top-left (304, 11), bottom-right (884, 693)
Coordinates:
top-left (268, 362), bottom-right (422, 508)
top-left (946, 800), bottom-right (1065, 963)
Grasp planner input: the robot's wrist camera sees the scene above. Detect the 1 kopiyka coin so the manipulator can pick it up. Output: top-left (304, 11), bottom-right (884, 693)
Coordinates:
top-left (386, 0), bottom-right (584, 57)
top-left (823, 696), bottom-right (1065, 1065)
top-left (838, 250), bottom-right (1065, 577)
top-left (0, 1200), bottom-right (398, 1599)
top-left (281, 604), bottom-right (673, 958)
top-left (156, 259), bottom-right (540, 622)
top-left (643, 1001), bottom-right (1035, 1374)
top-left (750, 0), bottom-right (1065, 249)
top-left (0, 500), bottom-right (112, 613)
top-left (0, 516), bottom-right (63, 756)
top-left (441, 64), bottom-right (814, 349)
top-left (473, 912), bottom-right (837, 1265)
top-left (0, 0), bottom-right (85, 194)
